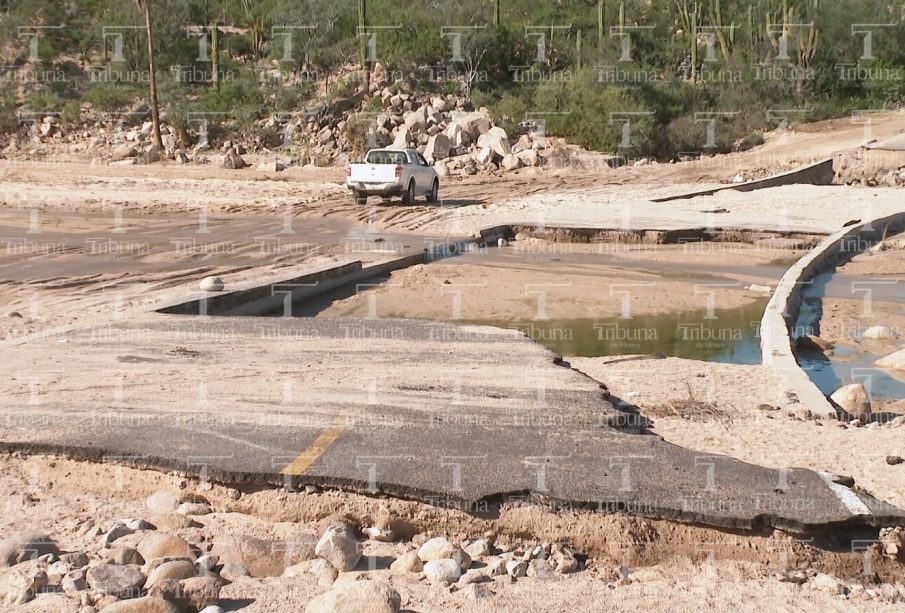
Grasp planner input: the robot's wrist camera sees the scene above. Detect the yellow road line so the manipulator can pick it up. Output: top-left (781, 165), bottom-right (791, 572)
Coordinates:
top-left (281, 426), bottom-right (344, 476)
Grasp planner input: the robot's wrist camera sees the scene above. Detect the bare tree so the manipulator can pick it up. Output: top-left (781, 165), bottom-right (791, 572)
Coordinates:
top-left (136, 0), bottom-right (163, 150)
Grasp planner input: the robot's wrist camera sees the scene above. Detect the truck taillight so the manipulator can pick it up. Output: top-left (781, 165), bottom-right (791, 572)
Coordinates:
top-left (395, 165), bottom-right (402, 177)
top-left (346, 166), bottom-right (351, 176)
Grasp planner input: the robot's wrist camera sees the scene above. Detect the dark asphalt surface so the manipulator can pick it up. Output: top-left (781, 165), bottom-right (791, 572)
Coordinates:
top-left (2, 316), bottom-right (903, 533)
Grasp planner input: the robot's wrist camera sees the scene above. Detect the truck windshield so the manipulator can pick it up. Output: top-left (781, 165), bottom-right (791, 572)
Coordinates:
top-left (366, 151), bottom-right (407, 165)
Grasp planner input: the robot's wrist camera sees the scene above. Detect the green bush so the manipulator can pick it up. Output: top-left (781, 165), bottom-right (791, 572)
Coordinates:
top-left (83, 82), bottom-right (136, 112)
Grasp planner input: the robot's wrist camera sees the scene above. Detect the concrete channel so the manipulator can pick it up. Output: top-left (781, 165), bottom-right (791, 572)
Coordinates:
top-left (760, 212), bottom-right (905, 416)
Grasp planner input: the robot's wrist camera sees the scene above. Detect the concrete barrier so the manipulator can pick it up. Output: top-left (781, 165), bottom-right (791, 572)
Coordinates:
top-left (653, 158), bottom-right (835, 203)
top-left (760, 212), bottom-right (905, 415)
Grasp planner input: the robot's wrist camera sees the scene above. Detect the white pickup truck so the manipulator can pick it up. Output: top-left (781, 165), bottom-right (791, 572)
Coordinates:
top-left (346, 148), bottom-right (439, 205)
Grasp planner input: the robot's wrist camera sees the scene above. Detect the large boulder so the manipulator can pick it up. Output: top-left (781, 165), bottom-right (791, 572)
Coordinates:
top-left (423, 559), bottom-right (461, 585)
top-left (829, 383), bottom-right (872, 420)
top-left (314, 524), bottom-right (362, 572)
top-left (403, 107), bottom-right (427, 132)
top-left (304, 579), bottom-right (400, 613)
top-left (423, 134), bottom-right (450, 163)
top-left (876, 348), bottom-right (905, 370)
top-left (210, 535), bottom-right (314, 577)
top-left (449, 110), bottom-right (492, 140)
top-left (500, 154), bottom-right (522, 171)
top-left (476, 126), bottom-right (511, 158)
top-left (145, 559), bottom-right (196, 588)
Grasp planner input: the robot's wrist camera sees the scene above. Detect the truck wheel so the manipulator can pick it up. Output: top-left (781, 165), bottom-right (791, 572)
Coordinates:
top-left (354, 191), bottom-right (367, 206)
top-left (402, 181), bottom-right (415, 205)
top-left (426, 179), bottom-right (439, 203)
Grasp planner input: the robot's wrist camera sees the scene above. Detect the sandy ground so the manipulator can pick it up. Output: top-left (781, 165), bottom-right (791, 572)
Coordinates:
top-left (571, 356), bottom-right (905, 511)
top-left (2, 454), bottom-right (904, 613)
top-left (314, 242), bottom-right (800, 320)
top-left (1, 112), bottom-right (905, 611)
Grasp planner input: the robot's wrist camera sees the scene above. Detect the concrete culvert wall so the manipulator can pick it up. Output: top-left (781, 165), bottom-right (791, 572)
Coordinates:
top-left (760, 212), bottom-right (905, 416)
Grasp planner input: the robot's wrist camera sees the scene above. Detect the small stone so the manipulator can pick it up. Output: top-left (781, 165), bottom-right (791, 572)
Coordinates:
top-left (123, 519), bottom-right (155, 531)
top-left (484, 558), bottom-right (507, 576)
top-left (304, 580), bottom-right (401, 613)
top-left (198, 607), bottom-right (224, 613)
top-left (423, 558), bottom-right (461, 585)
top-left (526, 558), bottom-right (553, 578)
top-left (104, 523), bottom-right (135, 547)
top-left (177, 502), bottom-right (212, 516)
top-left (461, 582), bottom-right (492, 600)
top-left (145, 559), bottom-right (196, 588)
top-left (417, 537), bottom-right (456, 562)
top-left (146, 491), bottom-right (179, 513)
top-left (138, 534), bottom-right (195, 562)
top-left (0, 534), bottom-right (59, 566)
top-left (450, 548), bottom-right (472, 570)
top-left (180, 576), bottom-right (222, 611)
top-left (218, 562), bottom-right (249, 582)
top-left (108, 547), bottom-right (144, 566)
top-left (464, 539), bottom-right (491, 560)
top-left (60, 551), bottom-right (90, 567)
top-left (86, 563), bottom-right (146, 599)
top-left (863, 325), bottom-right (899, 340)
top-left (810, 572), bottom-right (842, 594)
top-left (886, 456), bottom-right (903, 465)
top-left (458, 568), bottom-right (490, 585)
top-left (552, 550), bottom-right (579, 574)
top-left (315, 524), bottom-right (362, 572)
top-left (505, 560), bottom-right (528, 578)
top-left (62, 568), bottom-right (87, 592)
top-left (362, 526), bottom-right (395, 542)
top-left (777, 570), bottom-right (808, 584)
top-left (198, 277), bottom-right (224, 292)
top-left (389, 550), bottom-right (422, 573)
top-left (194, 555), bottom-right (219, 572)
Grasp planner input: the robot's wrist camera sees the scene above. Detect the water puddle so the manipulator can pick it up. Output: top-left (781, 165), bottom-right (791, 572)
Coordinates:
top-left (467, 299), bottom-right (769, 364)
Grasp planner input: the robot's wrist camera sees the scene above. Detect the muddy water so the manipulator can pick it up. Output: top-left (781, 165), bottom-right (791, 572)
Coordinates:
top-left (469, 299), bottom-right (769, 363)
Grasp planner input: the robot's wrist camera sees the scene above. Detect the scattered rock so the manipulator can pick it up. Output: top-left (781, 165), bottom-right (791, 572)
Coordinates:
top-left (450, 548), bottom-right (472, 570)
top-left (177, 502), bottom-right (212, 516)
top-left (138, 534), bottom-right (195, 563)
top-left (880, 527), bottom-right (904, 561)
top-left (315, 524), bottom-right (362, 572)
top-left (98, 596), bottom-right (180, 613)
top-left (461, 582), bottom-right (492, 600)
top-left (145, 559), bottom-right (196, 588)
top-left (107, 547), bottom-right (144, 566)
top-left (146, 491), bottom-right (179, 513)
top-left (809, 572), bottom-right (842, 594)
top-left (211, 535), bottom-right (312, 577)
top-left (505, 560), bottom-right (528, 578)
top-left (62, 568), bottom-right (87, 592)
top-left (361, 526), bottom-right (395, 542)
top-left (194, 555), bottom-right (219, 573)
top-left (863, 325), bottom-right (899, 340)
top-left (86, 563), bottom-right (146, 599)
top-left (796, 335), bottom-right (834, 353)
top-left (304, 579), bottom-right (401, 613)
top-left (103, 523), bottom-right (135, 547)
top-left (747, 283), bottom-right (773, 294)
top-left (0, 534), bottom-right (59, 566)
top-left (876, 348), bottom-right (905, 371)
top-left (222, 148), bottom-right (247, 169)
top-left (423, 558), bottom-right (461, 585)
top-left (112, 145), bottom-right (138, 161)
top-left (199, 276), bottom-right (224, 292)
top-left (148, 576), bottom-right (221, 613)
top-left (389, 550), bottom-right (422, 573)
top-left (887, 455), bottom-right (903, 465)
top-left (464, 539), bottom-right (491, 560)
top-left (829, 383), bottom-right (872, 420)
top-left (417, 537), bottom-right (456, 562)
